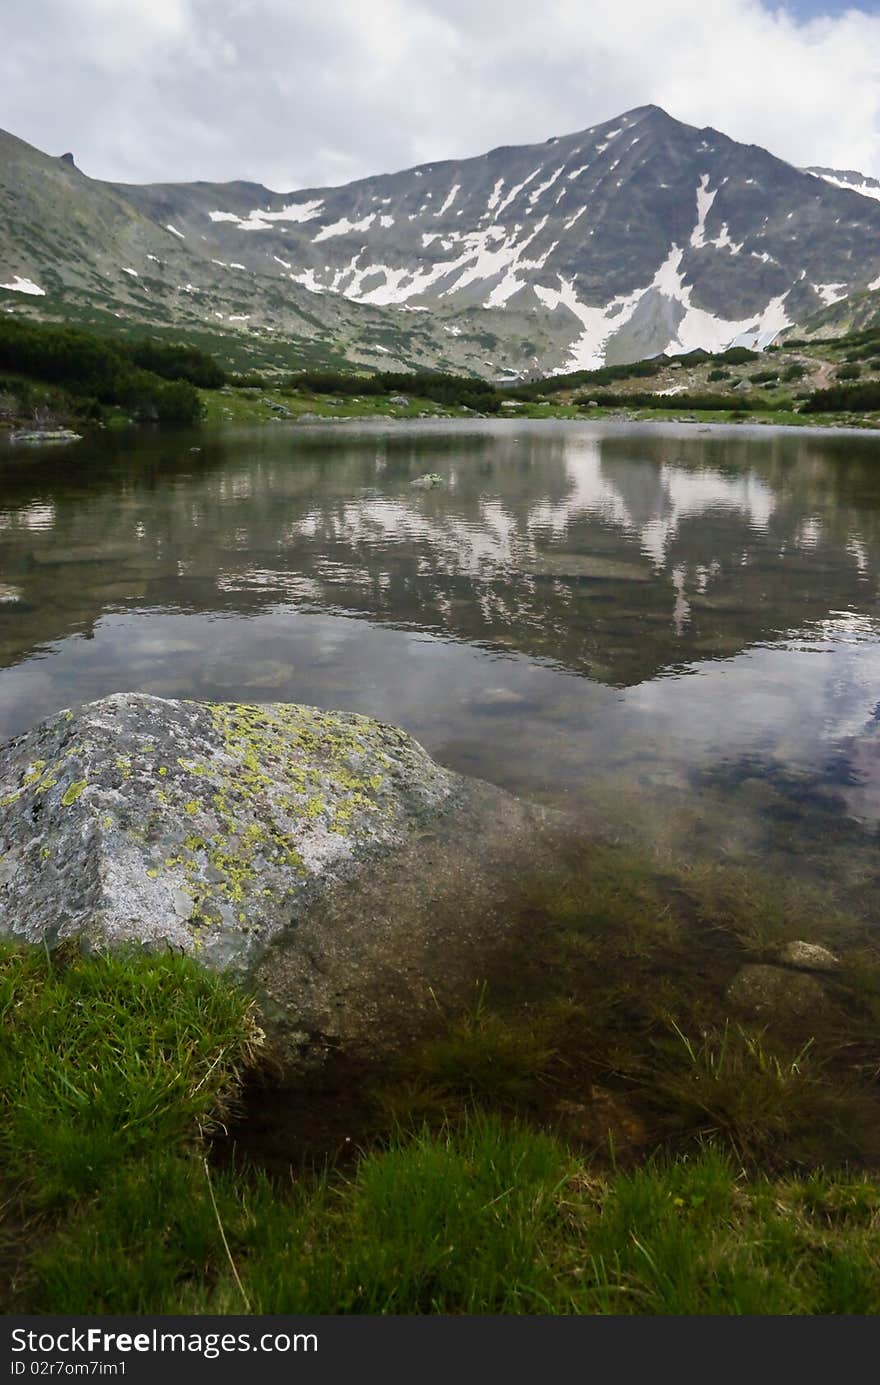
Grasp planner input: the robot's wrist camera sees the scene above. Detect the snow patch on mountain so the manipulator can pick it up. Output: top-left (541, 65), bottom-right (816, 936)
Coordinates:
top-left (709, 224), bottom-right (742, 254)
top-left (689, 175), bottom-right (717, 248)
top-left (0, 274), bottom-right (45, 295)
top-left (814, 282), bottom-right (848, 306)
top-left (313, 213), bottom-right (376, 242)
top-left (435, 184), bottom-right (460, 217)
top-left (528, 166), bottom-right (565, 206)
top-left (535, 277), bottom-right (645, 370)
top-left (806, 169), bottom-right (880, 204)
top-left (486, 178), bottom-right (505, 214)
top-left (209, 199), bottom-right (324, 231)
top-left (649, 236), bottom-right (790, 354)
top-left (541, 172), bottom-right (794, 371)
top-left (494, 169), bottom-right (542, 218)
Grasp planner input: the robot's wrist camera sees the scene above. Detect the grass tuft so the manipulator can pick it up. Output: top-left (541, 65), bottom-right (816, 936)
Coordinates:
top-left (0, 942), bottom-right (260, 1207)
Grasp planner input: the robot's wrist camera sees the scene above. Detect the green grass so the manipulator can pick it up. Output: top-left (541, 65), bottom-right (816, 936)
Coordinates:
top-left (3, 941), bottom-right (880, 1314)
top-left (25, 1113), bottom-right (880, 1316)
top-left (198, 385), bottom-right (478, 426)
top-left (0, 944), bottom-right (259, 1208)
top-left (192, 384), bottom-right (880, 432)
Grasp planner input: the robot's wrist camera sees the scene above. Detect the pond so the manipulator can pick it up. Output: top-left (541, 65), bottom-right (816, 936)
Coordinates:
top-left (2, 418), bottom-right (880, 906)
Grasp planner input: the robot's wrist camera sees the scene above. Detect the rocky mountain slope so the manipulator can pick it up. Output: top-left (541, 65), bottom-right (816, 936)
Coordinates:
top-left (0, 129), bottom-right (503, 377)
top-left (4, 106), bottom-right (880, 374)
top-left (781, 283), bottom-right (880, 342)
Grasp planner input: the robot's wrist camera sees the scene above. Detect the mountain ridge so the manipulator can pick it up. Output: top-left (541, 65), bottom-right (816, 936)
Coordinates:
top-left (4, 106), bottom-right (880, 374)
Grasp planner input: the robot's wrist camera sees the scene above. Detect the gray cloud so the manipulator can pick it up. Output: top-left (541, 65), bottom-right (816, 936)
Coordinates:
top-left (2, 0), bottom-right (879, 190)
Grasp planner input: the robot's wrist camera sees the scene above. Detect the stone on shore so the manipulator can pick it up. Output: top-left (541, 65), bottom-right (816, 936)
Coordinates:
top-left (0, 693), bottom-right (553, 1070)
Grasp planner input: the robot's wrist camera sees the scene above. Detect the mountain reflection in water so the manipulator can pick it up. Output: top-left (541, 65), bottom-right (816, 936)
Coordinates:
top-left (2, 418), bottom-right (880, 892)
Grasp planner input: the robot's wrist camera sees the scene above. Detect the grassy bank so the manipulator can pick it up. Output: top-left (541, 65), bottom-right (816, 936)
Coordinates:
top-left (197, 384), bottom-right (880, 430)
top-left (4, 827), bottom-right (880, 1316)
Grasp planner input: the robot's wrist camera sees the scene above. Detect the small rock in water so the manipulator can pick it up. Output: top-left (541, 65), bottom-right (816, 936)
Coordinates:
top-left (10, 429), bottom-right (82, 444)
top-left (410, 473), bottom-right (444, 489)
top-left (475, 687), bottom-right (529, 708)
top-left (727, 963), bottom-right (826, 1020)
top-left (778, 940), bottom-right (840, 972)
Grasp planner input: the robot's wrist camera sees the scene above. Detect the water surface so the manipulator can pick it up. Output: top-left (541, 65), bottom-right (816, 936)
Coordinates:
top-left (3, 418), bottom-right (880, 899)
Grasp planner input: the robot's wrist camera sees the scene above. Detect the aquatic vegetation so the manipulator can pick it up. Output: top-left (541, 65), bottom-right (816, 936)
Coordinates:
top-left (375, 984), bottom-right (555, 1120)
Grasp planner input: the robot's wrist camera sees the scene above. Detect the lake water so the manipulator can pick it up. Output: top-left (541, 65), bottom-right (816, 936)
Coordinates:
top-left (3, 418), bottom-right (880, 903)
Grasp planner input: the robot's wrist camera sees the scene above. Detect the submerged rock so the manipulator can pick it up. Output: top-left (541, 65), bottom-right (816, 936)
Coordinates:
top-left (0, 693), bottom-right (551, 1071)
top-left (727, 963), bottom-right (826, 1020)
top-left (778, 940), bottom-right (840, 972)
top-left (553, 1087), bottom-right (648, 1153)
top-left (410, 473), bottom-right (444, 489)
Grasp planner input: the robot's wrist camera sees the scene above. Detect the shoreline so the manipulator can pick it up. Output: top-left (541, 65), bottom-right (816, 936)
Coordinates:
top-left (251, 413), bottom-right (880, 439)
top-left (192, 386), bottom-right (880, 437)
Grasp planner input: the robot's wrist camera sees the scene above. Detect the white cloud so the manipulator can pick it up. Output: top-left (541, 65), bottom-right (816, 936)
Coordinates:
top-left (1, 0), bottom-right (878, 188)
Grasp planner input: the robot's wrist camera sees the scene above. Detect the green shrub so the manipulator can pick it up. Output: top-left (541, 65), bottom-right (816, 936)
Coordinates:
top-left (0, 317), bottom-right (221, 419)
top-left (115, 370), bottom-right (203, 423)
top-left (289, 368), bottom-right (501, 412)
top-left (581, 390), bottom-right (756, 411)
top-left (228, 372), bottom-right (268, 388)
top-left (803, 382), bottom-right (880, 413)
top-left (126, 341), bottom-right (225, 389)
top-left (715, 346), bottom-right (759, 365)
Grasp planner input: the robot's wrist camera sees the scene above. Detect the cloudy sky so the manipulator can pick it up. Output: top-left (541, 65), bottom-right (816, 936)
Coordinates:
top-left (2, 0), bottom-right (879, 191)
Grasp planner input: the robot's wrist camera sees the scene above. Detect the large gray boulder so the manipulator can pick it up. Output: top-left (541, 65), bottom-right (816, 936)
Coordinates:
top-left (0, 693), bottom-right (551, 1069)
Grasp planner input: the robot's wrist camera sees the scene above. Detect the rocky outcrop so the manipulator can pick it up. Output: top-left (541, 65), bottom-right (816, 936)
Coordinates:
top-left (0, 693), bottom-right (552, 1069)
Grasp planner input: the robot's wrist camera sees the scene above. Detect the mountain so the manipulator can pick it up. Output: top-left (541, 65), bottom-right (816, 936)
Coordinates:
top-left (0, 128), bottom-right (503, 377)
top-left (781, 283), bottom-right (880, 341)
top-left (4, 106), bottom-right (880, 375)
